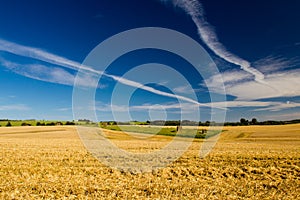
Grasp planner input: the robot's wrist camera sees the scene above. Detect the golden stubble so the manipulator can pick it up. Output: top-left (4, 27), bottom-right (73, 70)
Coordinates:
top-left (0, 125), bottom-right (299, 199)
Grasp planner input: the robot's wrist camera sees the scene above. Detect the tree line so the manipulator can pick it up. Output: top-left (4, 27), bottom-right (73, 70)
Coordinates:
top-left (0, 120), bottom-right (76, 127)
top-left (101, 118), bottom-right (300, 126)
top-left (1, 118), bottom-right (299, 127)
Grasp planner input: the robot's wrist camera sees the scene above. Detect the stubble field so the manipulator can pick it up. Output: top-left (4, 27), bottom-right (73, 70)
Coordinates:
top-left (0, 124), bottom-right (299, 199)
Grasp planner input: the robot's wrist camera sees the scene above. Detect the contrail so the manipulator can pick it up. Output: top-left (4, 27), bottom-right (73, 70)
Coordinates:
top-left (106, 74), bottom-right (206, 106)
top-left (0, 38), bottom-right (219, 109)
top-left (0, 39), bottom-right (102, 75)
top-left (160, 0), bottom-right (265, 82)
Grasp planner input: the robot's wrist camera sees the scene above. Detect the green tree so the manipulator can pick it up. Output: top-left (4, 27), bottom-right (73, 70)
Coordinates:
top-left (21, 122), bottom-right (30, 126)
top-left (36, 122), bottom-right (45, 126)
top-left (240, 118), bottom-right (249, 125)
top-left (6, 121), bottom-right (12, 127)
top-left (65, 121), bottom-right (75, 125)
top-left (46, 122), bottom-right (55, 126)
top-left (251, 118), bottom-right (258, 125)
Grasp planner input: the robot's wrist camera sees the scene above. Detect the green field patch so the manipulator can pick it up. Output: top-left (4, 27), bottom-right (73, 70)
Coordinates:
top-left (100, 125), bottom-right (221, 139)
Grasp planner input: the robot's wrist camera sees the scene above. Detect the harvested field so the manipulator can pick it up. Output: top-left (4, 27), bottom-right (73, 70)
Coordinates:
top-left (0, 125), bottom-right (299, 199)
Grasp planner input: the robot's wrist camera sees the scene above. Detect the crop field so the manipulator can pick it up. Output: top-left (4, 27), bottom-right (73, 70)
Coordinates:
top-left (100, 124), bottom-right (221, 138)
top-left (0, 124), bottom-right (299, 199)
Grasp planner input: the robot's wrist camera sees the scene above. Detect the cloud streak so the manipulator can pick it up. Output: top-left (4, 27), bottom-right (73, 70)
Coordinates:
top-left (107, 74), bottom-right (212, 107)
top-left (160, 0), bottom-right (265, 82)
top-left (0, 58), bottom-right (103, 88)
top-left (0, 39), bottom-right (102, 75)
top-left (254, 55), bottom-right (300, 74)
top-left (205, 67), bottom-right (300, 100)
top-left (1, 38), bottom-right (298, 113)
top-left (0, 104), bottom-right (30, 111)
top-left (95, 100), bottom-right (299, 114)
top-left (0, 38), bottom-right (212, 108)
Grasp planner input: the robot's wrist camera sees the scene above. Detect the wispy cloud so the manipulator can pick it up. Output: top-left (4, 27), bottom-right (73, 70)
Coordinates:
top-left (56, 107), bottom-right (72, 111)
top-left (95, 102), bottom-right (194, 112)
top-left (0, 58), bottom-right (102, 88)
top-left (263, 111), bottom-right (300, 121)
top-left (206, 68), bottom-right (300, 100)
top-left (0, 38), bottom-right (210, 107)
top-left (0, 39), bottom-right (83, 72)
top-left (104, 74), bottom-right (211, 107)
top-left (1, 59), bottom-right (74, 85)
top-left (203, 54), bottom-right (300, 102)
top-left (95, 99), bottom-right (299, 115)
top-left (0, 104), bottom-right (30, 111)
top-left (253, 101), bottom-right (300, 112)
top-left (254, 55), bottom-right (300, 74)
top-left (160, 0), bottom-right (265, 82)
top-left (211, 100), bottom-right (300, 112)
top-left (204, 69), bottom-right (252, 93)
top-left (173, 85), bottom-right (202, 94)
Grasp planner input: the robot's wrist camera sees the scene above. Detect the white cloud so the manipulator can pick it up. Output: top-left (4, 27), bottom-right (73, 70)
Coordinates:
top-left (0, 58), bottom-right (101, 88)
top-left (205, 66), bottom-right (300, 101)
top-left (209, 101), bottom-right (272, 109)
top-left (160, 0), bottom-right (265, 82)
top-left (95, 103), bottom-right (129, 112)
top-left (204, 69), bottom-right (252, 93)
top-left (0, 104), bottom-right (30, 111)
top-left (106, 74), bottom-right (209, 107)
top-left (1, 34), bottom-right (298, 118)
top-left (210, 100), bottom-right (300, 112)
top-left (56, 107), bottom-right (72, 111)
top-left (227, 69), bottom-right (300, 100)
top-left (0, 38), bottom-right (101, 75)
top-left (95, 102), bottom-right (199, 113)
top-left (254, 101), bottom-right (300, 112)
top-left (95, 99), bottom-right (300, 114)
top-left (263, 111), bottom-right (300, 121)
top-left (173, 85), bottom-right (195, 94)
top-left (133, 102), bottom-right (189, 110)
top-left (0, 38), bottom-right (210, 107)
top-left (160, 0), bottom-right (300, 117)
top-left (254, 55), bottom-right (300, 74)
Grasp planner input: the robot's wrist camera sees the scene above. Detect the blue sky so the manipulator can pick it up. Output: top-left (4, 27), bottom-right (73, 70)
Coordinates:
top-left (0, 0), bottom-right (299, 122)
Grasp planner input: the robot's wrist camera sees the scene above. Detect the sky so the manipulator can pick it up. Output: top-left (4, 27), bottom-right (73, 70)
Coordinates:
top-left (0, 0), bottom-right (299, 122)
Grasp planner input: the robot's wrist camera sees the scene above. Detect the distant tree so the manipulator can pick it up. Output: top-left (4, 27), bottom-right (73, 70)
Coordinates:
top-left (204, 121), bottom-right (210, 126)
top-left (21, 122), bottom-right (31, 126)
top-left (240, 118), bottom-right (249, 125)
top-left (78, 119), bottom-right (91, 123)
top-left (46, 122), bottom-right (55, 126)
top-left (240, 118), bottom-right (246, 124)
top-left (36, 122), bottom-right (45, 126)
top-left (165, 120), bottom-right (180, 126)
top-left (251, 118), bottom-right (258, 125)
top-left (6, 121), bottom-right (12, 127)
top-left (65, 121), bottom-right (75, 125)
